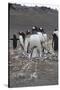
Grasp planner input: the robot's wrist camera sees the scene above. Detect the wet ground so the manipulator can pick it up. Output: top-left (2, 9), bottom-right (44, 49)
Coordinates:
top-left (8, 46), bottom-right (58, 87)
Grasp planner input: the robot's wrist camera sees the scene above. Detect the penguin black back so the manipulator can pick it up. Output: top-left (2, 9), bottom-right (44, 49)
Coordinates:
top-left (13, 34), bottom-right (17, 49)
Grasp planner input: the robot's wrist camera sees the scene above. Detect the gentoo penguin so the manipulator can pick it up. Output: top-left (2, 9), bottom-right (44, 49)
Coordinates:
top-left (24, 30), bottom-right (31, 53)
top-left (18, 32), bottom-right (25, 50)
top-left (37, 27), bottom-right (48, 53)
top-left (10, 34), bottom-right (19, 49)
top-left (39, 27), bottom-right (44, 33)
top-left (52, 29), bottom-right (58, 51)
top-left (32, 26), bottom-right (37, 34)
top-left (24, 27), bottom-right (43, 58)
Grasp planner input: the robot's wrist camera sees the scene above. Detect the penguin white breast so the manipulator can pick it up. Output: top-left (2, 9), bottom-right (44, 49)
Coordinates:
top-left (19, 35), bottom-right (24, 45)
top-left (29, 34), bottom-right (41, 48)
top-left (42, 34), bottom-right (47, 41)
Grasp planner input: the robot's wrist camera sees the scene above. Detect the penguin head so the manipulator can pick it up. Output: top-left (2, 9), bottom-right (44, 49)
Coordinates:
top-left (39, 27), bottom-right (44, 33)
top-left (55, 28), bottom-right (57, 31)
top-left (18, 32), bottom-right (21, 35)
top-left (32, 26), bottom-right (37, 30)
top-left (32, 26), bottom-right (37, 34)
top-left (13, 34), bottom-right (16, 39)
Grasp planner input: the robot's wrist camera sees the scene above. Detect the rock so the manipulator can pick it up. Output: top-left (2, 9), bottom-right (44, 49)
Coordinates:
top-left (30, 72), bottom-right (38, 79)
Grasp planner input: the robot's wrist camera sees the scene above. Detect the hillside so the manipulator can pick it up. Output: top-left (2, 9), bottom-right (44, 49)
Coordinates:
top-left (9, 3), bottom-right (58, 38)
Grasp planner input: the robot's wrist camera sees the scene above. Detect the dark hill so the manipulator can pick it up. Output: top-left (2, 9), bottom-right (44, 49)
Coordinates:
top-left (9, 3), bottom-right (58, 38)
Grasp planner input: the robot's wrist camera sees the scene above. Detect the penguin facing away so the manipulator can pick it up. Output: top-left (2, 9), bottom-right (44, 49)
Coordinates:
top-left (10, 34), bottom-right (19, 49)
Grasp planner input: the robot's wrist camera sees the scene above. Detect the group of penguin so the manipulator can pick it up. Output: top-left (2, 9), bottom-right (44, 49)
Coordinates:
top-left (10, 26), bottom-right (58, 51)
top-left (10, 26), bottom-right (44, 49)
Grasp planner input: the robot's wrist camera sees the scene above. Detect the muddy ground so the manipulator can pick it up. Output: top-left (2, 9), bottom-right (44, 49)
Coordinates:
top-left (9, 46), bottom-right (58, 87)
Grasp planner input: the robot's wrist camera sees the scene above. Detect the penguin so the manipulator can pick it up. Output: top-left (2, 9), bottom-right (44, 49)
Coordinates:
top-left (37, 27), bottom-right (48, 53)
top-left (18, 32), bottom-right (25, 50)
top-left (52, 33), bottom-right (58, 51)
top-left (38, 27), bottom-right (45, 33)
top-left (10, 34), bottom-right (19, 49)
top-left (52, 29), bottom-right (58, 51)
top-left (32, 26), bottom-right (37, 34)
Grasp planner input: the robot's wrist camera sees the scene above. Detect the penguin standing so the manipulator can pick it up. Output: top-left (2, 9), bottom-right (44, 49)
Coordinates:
top-left (18, 32), bottom-right (25, 50)
top-left (52, 33), bottom-right (58, 51)
top-left (10, 34), bottom-right (19, 49)
top-left (52, 29), bottom-right (58, 51)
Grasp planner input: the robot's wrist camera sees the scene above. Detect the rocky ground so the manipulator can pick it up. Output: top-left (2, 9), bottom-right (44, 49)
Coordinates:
top-left (8, 44), bottom-right (58, 87)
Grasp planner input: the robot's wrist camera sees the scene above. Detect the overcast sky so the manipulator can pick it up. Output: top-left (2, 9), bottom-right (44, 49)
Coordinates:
top-left (10, 0), bottom-right (59, 10)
